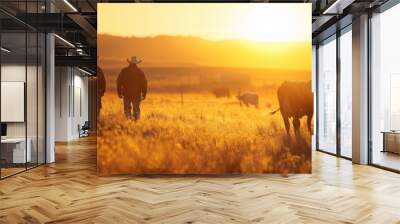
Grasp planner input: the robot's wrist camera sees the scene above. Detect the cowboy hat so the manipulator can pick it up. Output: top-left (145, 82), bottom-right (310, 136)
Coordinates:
top-left (127, 56), bottom-right (142, 64)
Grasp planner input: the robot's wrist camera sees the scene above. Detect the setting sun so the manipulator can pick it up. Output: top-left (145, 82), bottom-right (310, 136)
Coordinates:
top-left (237, 7), bottom-right (309, 42)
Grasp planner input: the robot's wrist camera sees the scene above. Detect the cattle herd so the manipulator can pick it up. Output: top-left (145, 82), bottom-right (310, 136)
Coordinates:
top-left (212, 81), bottom-right (313, 137)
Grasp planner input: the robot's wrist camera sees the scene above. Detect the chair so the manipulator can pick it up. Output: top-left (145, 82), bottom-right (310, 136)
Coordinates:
top-left (79, 121), bottom-right (90, 138)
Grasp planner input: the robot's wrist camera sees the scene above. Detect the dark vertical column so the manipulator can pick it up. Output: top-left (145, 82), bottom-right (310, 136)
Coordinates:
top-left (316, 44), bottom-right (320, 151)
top-left (25, 0), bottom-right (28, 170)
top-left (336, 29), bottom-right (341, 157)
top-left (36, 0), bottom-right (39, 167)
top-left (367, 12), bottom-right (373, 165)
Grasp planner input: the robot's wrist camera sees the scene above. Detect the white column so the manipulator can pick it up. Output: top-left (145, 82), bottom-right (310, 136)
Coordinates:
top-left (352, 14), bottom-right (369, 164)
top-left (46, 33), bottom-right (55, 163)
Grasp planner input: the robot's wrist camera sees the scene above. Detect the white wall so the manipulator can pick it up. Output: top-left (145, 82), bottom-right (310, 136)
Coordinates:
top-left (1, 65), bottom-right (26, 140)
top-left (55, 67), bottom-right (89, 141)
top-left (72, 73), bottom-right (89, 138)
top-left (55, 67), bottom-right (70, 141)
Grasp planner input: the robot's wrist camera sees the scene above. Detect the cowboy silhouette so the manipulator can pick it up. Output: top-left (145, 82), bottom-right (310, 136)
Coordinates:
top-left (117, 56), bottom-right (148, 120)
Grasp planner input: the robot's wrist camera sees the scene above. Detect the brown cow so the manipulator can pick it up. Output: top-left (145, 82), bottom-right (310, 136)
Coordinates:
top-left (213, 88), bottom-right (230, 98)
top-left (237, 92), bottom-right (259, 108)
top-left (271, 81), bottom-right (313, 136)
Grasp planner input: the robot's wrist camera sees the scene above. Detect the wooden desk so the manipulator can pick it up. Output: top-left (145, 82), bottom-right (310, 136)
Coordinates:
top-left (1, 138), bottom-right (31, 164)
top-left (382, 131), bottom-right (400, 154)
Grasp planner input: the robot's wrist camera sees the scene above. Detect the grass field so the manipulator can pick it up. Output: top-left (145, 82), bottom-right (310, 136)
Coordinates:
top-left (97, 91), bottom-right (311, 175)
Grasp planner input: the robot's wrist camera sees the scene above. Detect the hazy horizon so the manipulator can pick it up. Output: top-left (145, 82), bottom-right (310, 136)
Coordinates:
top-left (98, 34), bottom-right (311, 70)
top-left (99, 60), bottom-right (311, 72)
top-left (97, 33), bottom-right (310, 45)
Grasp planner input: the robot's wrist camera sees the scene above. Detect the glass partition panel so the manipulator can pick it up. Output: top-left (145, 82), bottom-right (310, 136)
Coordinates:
top-left (339, 28), bottom-right (352, 158)
top-left (1, 31), bottom-right (27, 177)
top-left (317, 36), bottom-right (337, 154)
top-left (0, 1), bottom-right (46, 179)
top-left (371, 4), bottom-right (400, 171)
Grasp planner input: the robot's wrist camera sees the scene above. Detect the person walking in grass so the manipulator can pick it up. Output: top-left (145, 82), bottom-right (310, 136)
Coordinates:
top-left (117, 56), bottom-right (148, 120)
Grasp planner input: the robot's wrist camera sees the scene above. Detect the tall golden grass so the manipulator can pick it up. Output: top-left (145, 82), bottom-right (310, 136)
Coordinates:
top-left (97, 91), bottom-right (311, 175)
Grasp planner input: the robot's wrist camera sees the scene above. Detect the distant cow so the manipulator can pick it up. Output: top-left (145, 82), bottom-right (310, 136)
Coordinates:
top-left (237, 92), bottom-right (259, 108)
top-left (213, 88), bottom-right (230, 98)
top-left (270, 81), bottom-right (313, 136)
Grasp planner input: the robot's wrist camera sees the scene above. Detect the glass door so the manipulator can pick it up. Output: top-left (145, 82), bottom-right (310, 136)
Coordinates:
top-left (317, 35), bottom-right (337, 154)
top-left (370, 3), bottom-right (400, 171)
top-left (0, 1), bottom-right (47, 179)
top-left (339, 27), bottom-right (352, 158)
top-left (1, 31), bottom-right (28, 178)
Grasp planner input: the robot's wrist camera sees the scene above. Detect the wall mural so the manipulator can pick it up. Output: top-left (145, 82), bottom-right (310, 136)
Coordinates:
top-left (97, 3), bottom-right (312, 175)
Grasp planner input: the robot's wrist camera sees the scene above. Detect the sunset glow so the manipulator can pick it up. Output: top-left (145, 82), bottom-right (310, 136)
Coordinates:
top-left (98, 3), bottom-right (311, 43)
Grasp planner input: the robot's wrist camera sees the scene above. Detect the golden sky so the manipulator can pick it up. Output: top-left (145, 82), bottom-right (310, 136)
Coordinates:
top-left (98, 3), bottom-right (311, 43)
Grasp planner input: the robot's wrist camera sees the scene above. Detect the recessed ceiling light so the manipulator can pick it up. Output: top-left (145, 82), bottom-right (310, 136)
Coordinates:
top-left (1, 47), bottom-right (11, 53)
top-left (323, 0), bottom-right (354, 15)
top-left (63, 0), bottom-right (78, 12)
top-left (54, 34), bottom-right (75, 48)
top-left (78, 67), bottom-right (93, 76)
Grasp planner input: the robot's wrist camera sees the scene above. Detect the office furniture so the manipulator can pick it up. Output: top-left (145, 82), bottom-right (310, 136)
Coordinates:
top-left (1, 123), bottom-right (7, 137)
top-left (0, 138), bottom-right (31, 164)
top-left (382, 131), bottom-right (400, 154)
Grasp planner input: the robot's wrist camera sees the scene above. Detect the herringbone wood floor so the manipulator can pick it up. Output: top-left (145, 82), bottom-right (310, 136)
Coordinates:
top-left (1, 137), bottom-right (400, 224)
